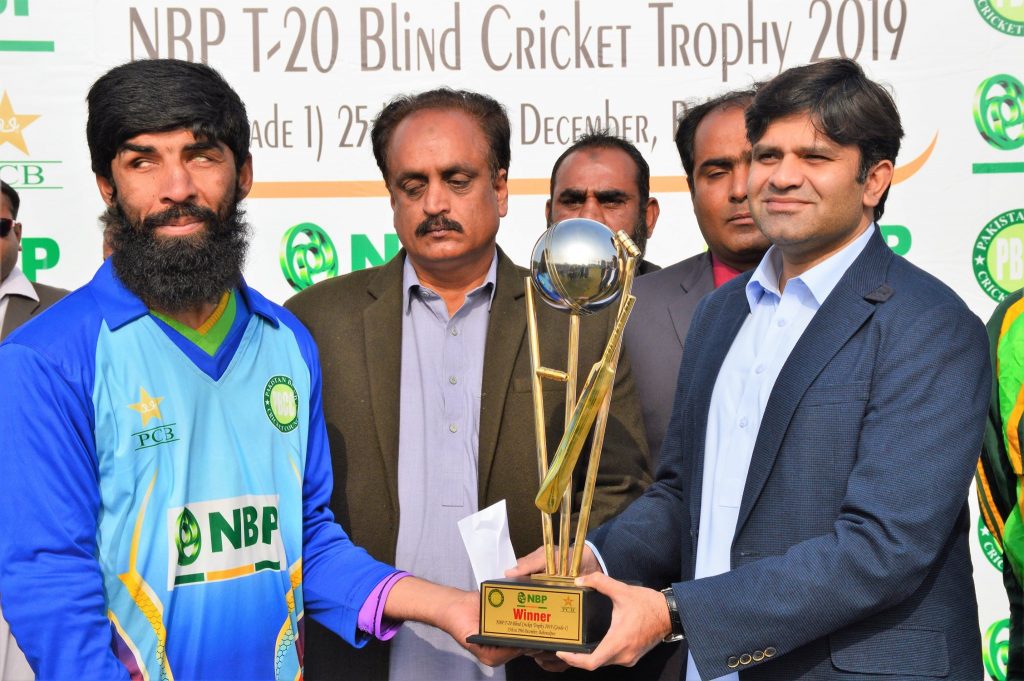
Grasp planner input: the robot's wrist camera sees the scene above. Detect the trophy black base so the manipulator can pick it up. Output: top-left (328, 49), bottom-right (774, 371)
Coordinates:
top-left (467, 576), bottom-right (611, 652)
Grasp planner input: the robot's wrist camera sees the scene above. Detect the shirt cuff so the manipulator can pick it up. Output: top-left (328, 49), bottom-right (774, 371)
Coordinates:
top-left (357, 570), bottom-right (411, 641)
top-left (584, 540), bottom-right (609, 576)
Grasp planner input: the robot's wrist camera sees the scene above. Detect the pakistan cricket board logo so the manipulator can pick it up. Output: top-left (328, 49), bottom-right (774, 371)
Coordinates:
top-left (974, 0), bottom-right (1024, 36)
top-left (264, 375), bottom-right (299, 432)
top-left (973, 208), bottom-right (1024, 302)
top-left (975, 74), bottom-right (1024, 150)
top-left (280, 222), bottom-right (338, 292)
top-left (978, 515), bottom-right (1005, 571)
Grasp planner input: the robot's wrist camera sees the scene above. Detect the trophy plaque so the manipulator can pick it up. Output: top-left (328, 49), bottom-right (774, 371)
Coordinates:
top-left (468, 218), bottom-right (640, 652)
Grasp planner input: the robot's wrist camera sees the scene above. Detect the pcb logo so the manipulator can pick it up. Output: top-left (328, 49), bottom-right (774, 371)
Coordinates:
top-left (977, 516), bottom-right (1004, 571)
top-left (264, 375), bottom-right (299, 433)
top-left (974, 0), bottom-right (1024, 36)
top-left (973, 208), bottom-right (1024, 302)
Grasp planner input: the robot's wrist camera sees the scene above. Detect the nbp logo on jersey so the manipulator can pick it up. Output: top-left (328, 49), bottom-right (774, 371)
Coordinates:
top-left (167, 494), bottom-right (284, 589)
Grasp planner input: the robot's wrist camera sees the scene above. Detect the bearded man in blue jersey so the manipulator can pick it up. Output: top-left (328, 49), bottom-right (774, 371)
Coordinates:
top-left (0, 59), bottom-right (514, 681)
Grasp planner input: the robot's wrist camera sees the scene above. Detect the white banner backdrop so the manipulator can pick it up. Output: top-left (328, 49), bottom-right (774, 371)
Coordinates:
top-left (3, 1), bottom-right (1023, 676)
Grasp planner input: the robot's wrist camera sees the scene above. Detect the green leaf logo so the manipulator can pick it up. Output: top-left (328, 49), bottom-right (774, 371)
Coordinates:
top-left (176, 507), bottom-right (202, 567)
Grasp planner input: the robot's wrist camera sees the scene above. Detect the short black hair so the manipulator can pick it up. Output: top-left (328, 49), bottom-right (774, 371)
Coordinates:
top-left (371, 88), bottom-right (510, 183)
top-left (674, 87), bottom-right (758, 192)
top-left (86, 59), bottom-right (250, 182)
top-left (549, 132), bottom-right (651, 208)
top-left (746, 58), bottom-right (903, 221)
top-left (0, 180), bottom-right (19, 219)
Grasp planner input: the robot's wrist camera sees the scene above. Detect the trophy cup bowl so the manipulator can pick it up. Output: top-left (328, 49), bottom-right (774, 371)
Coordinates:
top-left (530, 218), bottom-right (623, 314)
top-left (468, 219), bottom-right (640, 653)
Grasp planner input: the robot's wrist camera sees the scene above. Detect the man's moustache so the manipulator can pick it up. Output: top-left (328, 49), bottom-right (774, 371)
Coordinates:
top-left (141, 203), bottom-right (218, 232)
top-left (415, 216), bottom-right (464, 237)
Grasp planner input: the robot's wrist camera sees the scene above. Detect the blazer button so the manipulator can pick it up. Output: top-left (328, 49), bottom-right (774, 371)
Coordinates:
top-left (752, 650), bottom-right (765, 662)
top-left (727, 656), bottom-right (740, 668)
top-left (739, 654), bottom-right (752, 665)
top-left (764, 647), bottom-right (777, 658)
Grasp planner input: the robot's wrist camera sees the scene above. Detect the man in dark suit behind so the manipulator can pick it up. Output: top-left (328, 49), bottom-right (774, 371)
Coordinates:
top-left (546, 132), bottom-right (661, 276)
top-left (286, 89), bottom-right (649, 681)
top-left (515, 58), bottom-right (989, 680)
top-left (624, 89), bottom-right (770, 466)
top-left (0, 180), bottom-right (67, 341)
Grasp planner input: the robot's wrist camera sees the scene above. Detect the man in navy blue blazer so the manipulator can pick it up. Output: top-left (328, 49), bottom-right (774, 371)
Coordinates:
top-left (513, 58), bottom-right (989, 680)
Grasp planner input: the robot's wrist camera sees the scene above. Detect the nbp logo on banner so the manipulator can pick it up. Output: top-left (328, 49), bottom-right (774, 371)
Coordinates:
top-left (0, 0), bottom-right (55, 52)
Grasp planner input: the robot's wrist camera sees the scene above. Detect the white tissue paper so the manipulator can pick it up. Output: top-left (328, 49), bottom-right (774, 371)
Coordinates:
top-left (458, 499), bottom-right (518, 583)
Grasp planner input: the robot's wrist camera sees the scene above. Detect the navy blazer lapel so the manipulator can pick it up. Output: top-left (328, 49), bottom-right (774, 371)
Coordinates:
top-left (364, 254), bottom-right (406, 515)
top-left (688, 283), bottom-right (751, 544)
top-left (734, 231), bottom-right (894, 537)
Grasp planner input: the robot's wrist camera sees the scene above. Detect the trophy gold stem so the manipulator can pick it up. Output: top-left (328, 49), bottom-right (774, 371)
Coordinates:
top-left (525, 279), bottom-right (557, 576)
top-left (569, 233), bottom-right (641, 575)
top-left (560, 313), bottom-right (580, 575)
top-left (570, 295), bottom-right (635, 576)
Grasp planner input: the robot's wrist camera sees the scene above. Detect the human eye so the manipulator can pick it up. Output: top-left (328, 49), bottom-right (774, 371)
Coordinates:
top-left (126, 155), bottom-right (154, 170)
top-left (402, 181), bottom-right (426, 198)
top-left (448, 176), bottom-right (471, 191)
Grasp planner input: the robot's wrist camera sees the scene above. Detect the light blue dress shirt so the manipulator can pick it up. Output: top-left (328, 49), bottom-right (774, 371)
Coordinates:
top-left (686, 225), bottom-right (874, 681)
top-left (390, 252), bottom-right (504, 681)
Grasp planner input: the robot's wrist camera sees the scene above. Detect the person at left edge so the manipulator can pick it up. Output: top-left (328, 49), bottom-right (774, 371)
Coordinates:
top-left (0, 179), bottom-right (67, 680)
top-left (286, 88), bottom-right (650, 681)
top-left (0, 59), bottom-right (516, 681)
top-left (0, 179), bottom-right (68, 340)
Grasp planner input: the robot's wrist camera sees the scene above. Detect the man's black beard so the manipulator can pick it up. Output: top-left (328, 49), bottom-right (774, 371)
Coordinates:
top-left (102, 194), bottom-right (251, 313)
top-left (630, 214), bottom-right (649, 258)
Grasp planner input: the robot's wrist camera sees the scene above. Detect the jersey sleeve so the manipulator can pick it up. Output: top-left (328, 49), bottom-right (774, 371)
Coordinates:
top-left (0, 341), bottom-right (130, 680)
top-left (282, 313), bottom-right (399, 646)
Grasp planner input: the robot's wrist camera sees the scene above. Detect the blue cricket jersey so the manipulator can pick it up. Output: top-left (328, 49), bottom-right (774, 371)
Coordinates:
top-left (0, 260), bottom-right (395, 680)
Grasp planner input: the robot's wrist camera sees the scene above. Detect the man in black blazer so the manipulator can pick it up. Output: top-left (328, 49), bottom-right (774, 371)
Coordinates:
top-left (0, 181), bottom-right (67, 341)
top-left (516, 58), bottom-right (989, 681)
top-left (624, 89), bottom-right (770, 467)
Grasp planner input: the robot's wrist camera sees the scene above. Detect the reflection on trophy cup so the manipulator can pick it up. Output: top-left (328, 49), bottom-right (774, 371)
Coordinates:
top-left (468, 218), bottom-right (640, 652)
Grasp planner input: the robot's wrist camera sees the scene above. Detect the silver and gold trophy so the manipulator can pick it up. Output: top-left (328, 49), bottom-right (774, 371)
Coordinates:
top-left (468, 218), bottom-right (640, 652)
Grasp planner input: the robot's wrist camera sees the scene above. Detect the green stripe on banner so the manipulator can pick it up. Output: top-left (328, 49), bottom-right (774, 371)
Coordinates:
top-left (0, 40), bottom-right (54, 52)
top-left (254, 560), bottom-right (281, 572)
top-left (174, 573), bottom-right (205, 586)
top-left (973, 163), bottom-right (1024, 174)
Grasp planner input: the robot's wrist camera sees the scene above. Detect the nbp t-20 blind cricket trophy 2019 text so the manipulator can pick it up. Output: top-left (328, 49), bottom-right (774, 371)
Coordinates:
top-left (468, 218), bottom-right (640, 652)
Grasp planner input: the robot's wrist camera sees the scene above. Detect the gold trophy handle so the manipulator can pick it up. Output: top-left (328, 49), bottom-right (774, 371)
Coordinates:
top-left (534, 294), bottom-right (636, 514)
